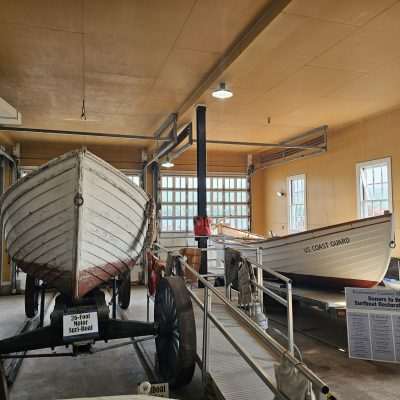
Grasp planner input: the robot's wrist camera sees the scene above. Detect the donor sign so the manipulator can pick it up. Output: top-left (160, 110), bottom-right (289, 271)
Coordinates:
top-left (345, 287), bottom-right (400, 363)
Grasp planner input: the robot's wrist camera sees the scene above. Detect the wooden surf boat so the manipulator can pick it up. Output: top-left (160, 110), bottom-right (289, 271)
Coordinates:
top-left (222, 214), bottom-right (394, 289)
top-left (215, 222), bottom-right (266, 240)
top-left (1, 149), bottom-right (153, 299)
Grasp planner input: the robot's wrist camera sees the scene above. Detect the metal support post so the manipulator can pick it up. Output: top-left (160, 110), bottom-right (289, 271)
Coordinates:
top-left (152, 162), bottom-right (160, 256)
top-left (256, 248), bottom-right (263, 313)
top-left (146, 294), bottom-right (150, 322)
top-left (202, 286), bottom-right (212, 385)
top-left (287, 280), bottom-right (294, 355)
top-left (39, 285), bottom-right (46, 328)
top-left (196, 105), bottom-right (208, 283)
top-left (112, 278), bottom-right (117, 319)
top-left (10, 159), bottom-right (18, 294)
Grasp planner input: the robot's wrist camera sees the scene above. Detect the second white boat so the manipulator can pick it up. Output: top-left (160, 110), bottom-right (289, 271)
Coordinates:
top-left (222, 214), bottom-right (394, 289)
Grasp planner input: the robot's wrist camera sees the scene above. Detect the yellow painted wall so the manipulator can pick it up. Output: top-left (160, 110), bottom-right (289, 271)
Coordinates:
top-left (167, 149), bottom-right (248, 174)
top-left (19, 142), bottom-right (144, 171)
top-left (251, 107), bottom-right (400, 256)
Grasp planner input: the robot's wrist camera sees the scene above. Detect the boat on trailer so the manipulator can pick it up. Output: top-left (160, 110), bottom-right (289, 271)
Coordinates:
top-left (221, 214), bottom-right (394, 289)
top-left (1, 149), bottom-right (151, 300)
top-left (0, 150), bottom-right (196, 397)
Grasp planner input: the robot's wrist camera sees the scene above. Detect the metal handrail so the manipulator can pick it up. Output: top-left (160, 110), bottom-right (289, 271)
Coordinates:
top-left (188, 289), bottom-right (282, 397)
top-left (210, 237), bottom-right (294, 355)
top-left (154, 238), bottom-right (293, 353)
top-left (150, 242), bottom-right (330, 397)
top-left (184, 262), bottom-right (328, 396)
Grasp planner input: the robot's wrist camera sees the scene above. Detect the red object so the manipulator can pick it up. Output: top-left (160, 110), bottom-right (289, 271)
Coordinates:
top-left (147, 252), bottom-right (165, 296)
top-left (193, 216), bottom-right (212, 236)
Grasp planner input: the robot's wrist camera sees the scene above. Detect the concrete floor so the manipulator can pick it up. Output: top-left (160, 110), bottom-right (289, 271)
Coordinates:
top-left (1, 287), bottom-right (400, 400)
top-left (0, 289), bottom-right (204, 400)
top-left (265, 301), bottom-right (400, 400)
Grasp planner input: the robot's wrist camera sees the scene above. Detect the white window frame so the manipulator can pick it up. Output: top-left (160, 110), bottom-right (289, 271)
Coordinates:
top-left (119, 169), bottom-right (141, 186)
top-left (287, 174), bottom-right (307, 233)
top-left (356, 157), bottom-right (392, 219)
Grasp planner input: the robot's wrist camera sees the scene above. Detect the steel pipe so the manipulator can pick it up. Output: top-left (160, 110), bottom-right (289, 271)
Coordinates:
top-left (0, 126), bottom-right (169, 141)
top-left (201, 287), bottom-right (211, 385)
top-left (286, 281), bottom-right (294, 356)
top-left (251, 281), bottom-right (287, 307)
top-left (189, 289), bottom-right (282, 397)
top-left (200, 139), bottom-right (326, 150)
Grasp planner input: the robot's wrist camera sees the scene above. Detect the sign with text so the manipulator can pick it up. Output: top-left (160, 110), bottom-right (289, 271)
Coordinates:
top-left (63, 311), bottom-right (99, 340)
top-left (345, 287), bottom-right (400, 363)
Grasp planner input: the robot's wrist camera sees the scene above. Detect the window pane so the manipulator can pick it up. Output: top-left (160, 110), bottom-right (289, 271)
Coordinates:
top-left (382, 165), bottom-right (388, 183)
top-left (288, 176), bottom-right (305, 233)
top-left (358, 161), bottom-right (391, 218)
top-left (373, 167), bottom-right (382, 184)
top-left (374, 183), bottom-right (382, 200)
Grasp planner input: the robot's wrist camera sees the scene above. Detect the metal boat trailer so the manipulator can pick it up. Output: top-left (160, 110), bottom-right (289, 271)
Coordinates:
top-left (0, 276), bottom-right (196, 400)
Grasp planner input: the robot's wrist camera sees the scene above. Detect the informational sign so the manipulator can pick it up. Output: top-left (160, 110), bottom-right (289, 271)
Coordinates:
top-left (138, 381), bottom-right (170, 398)
top-left (345, 287), bottom-right (400, 362)
top-left (63, 311), bottom-right (99, 339)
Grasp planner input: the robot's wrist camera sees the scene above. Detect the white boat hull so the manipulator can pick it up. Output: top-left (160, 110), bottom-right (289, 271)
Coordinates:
top-left (1, 150), bottom-right (152, 299)
top-left (229, 214), bottom-right (394, 289)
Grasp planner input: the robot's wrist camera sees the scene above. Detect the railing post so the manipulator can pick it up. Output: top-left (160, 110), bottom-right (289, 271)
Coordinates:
top-left (202, 286), bottom-right (211, 385)
top-left (287, 280), bottom-right (294, 355)
top-left (223, 243), bottom-right (230, 299)
top-left (146, 294), bottom-right (150, 322)
top-left (256, 247), bottom-right (263, 313)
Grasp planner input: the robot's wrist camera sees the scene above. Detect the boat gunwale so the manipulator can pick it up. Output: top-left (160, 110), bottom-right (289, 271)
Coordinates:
top-left (0, 149), bottom-right (149, 210)
top-left (239, 213), bottom-right (393, 246)
top-left (254, 219), bottom-right (393, 251)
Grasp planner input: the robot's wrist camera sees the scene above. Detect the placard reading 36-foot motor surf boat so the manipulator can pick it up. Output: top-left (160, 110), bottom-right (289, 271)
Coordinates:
top-left (63, 311), bottom-right (99, 340)
top-left (345, 287), bottom-right (400, 362)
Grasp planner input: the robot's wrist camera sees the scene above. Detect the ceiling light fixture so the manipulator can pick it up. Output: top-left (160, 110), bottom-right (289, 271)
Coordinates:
top-left (212, 82), bottom-right (233, 99)
top-left (161, 157), bottom-right (174, 168)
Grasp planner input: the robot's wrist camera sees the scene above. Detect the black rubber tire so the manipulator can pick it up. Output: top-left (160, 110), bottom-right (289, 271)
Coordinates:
top-left (25, 274), bottom-right (39, 318)
top-left (154, 276), bottom-right (196, 389)
top-left (0, 364), bottom-right (8, 400)
top-left (118, 270), bottom-right (131, 309)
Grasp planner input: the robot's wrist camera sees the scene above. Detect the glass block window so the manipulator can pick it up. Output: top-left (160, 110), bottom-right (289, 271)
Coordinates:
top-left (357, 158), bottom-right (392, 218)
top-left (124, 173), bottom-right (140, 186)
top-left (160, 175), bottom-right (250, 233)
top-left (288, 174), bottom-right (306, 233)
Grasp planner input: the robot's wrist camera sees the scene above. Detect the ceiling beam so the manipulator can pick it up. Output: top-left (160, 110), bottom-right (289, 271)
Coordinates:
top-left (201, 139), bottom-right (324, 150)
top-left (0, 125), bottom-right (325, 150)
top-left (0, 126), bottom-right (170, 142)
top-left (176, 0), bottom-right (292, 117)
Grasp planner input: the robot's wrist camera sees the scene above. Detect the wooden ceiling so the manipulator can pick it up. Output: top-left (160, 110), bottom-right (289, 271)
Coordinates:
top-left (0, 0), bottom-right (268, 148)
top-left (194, 0), bottom-right (400, 151)
top-left (1, 0), bottom-right (400, 153)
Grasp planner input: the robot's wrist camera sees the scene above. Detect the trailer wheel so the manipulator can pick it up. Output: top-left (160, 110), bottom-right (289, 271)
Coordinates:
top-left (118, 270), bottom-right (131, 309)
top-left (25, 274), bottom-right (39, 318)
top-left (154, 277), bottom-right (196, 389)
